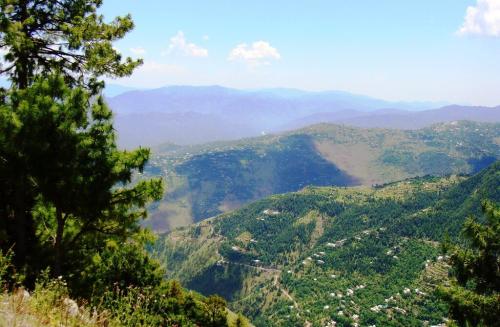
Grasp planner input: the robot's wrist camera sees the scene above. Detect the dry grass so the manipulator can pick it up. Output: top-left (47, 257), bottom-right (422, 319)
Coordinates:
top-left (314, 140), bottom-right (386, 185)
top-left (0, 287), bottom-right (116, 327)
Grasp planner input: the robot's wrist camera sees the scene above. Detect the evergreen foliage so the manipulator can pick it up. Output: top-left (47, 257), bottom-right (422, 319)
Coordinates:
top-left (0, 0), bottom-right (152, 280)
top-left (0, 74), bottom-right (163, 282)
top-left (0, 0), bottom-right (141, 90)
top-left (438, 201), bottom-right (500, 326)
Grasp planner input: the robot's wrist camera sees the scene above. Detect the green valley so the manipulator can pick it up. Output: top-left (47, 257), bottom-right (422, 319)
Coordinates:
top-left (153, 162), bottom-right (500, 326)
top-left (144, 121), bottom-right (500, 231)
top-left (3, 0), bottom-right (499, 326)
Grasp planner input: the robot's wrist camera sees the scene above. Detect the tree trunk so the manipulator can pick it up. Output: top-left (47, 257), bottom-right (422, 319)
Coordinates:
top-left (13, 187), bottom-right (27, 267)
top-left (54, 208), bottom-right (65, 277)
top-left (18, 0), bottom-right (29, 90)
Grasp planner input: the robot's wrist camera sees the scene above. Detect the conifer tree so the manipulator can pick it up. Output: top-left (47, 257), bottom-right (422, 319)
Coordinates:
top-left (0, 0), bottom-right (141, 90)
top-left (438, 200), bottom-right (500, 326)
top-left (0, 0), bottom-right (163, 282)
top-left (0, 0), bottom-right (143, 271)
top-left (205, 295), bottom-right (229, 327)
top-left (1, 73), bottom-right (163, 278)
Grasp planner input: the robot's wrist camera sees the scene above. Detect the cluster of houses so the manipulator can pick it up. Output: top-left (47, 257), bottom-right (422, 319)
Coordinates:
top-left (369, 285), bottom-right (430, 318)
top-left (254, 209), bottom-right (281, 222)
top-left (386, 243), bottom-right (403, 260)
top-left (302, 251), bottom-right (327, 265)
top-left (325, 239), bottom-right (347, 248)
top-left (328, 284), bottom-right (365, 300)
top-left (403, 287), bottom-right (427, 296)
top-left (215, 258), bottom-right (226, 266)
top-left (333, 312), bottom-right (361, 327)
top-left (370, 302), bottom-right (407, 316)
top-left (262, 209), bottom-right (281, 215)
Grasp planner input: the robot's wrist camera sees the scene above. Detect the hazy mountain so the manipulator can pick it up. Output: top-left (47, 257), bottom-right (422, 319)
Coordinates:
top-left (102, 83), bottom-right (139, 97)
top-left (108, 85), bottom-right (441, 115)
top-left (282, 105), bottom-right (500, 131)
top-left (115, 111), bottom-right (261, 146)
top-left (153, 161), bottom-right (499, 326)
top-left (107, 85), bottom-right (469, 148)
top-left (141, 121), bottom-right (500, 231)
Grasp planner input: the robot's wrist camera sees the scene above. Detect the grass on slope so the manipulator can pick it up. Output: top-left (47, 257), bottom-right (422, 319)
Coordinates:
top-left (0, 283), bottom-right (116, 327)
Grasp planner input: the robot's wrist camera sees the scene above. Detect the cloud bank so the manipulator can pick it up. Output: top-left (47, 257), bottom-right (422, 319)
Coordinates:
top-left (167, 31), bottom-right (208, 57)
top-left (228, 41), bottom-right (281, 66)
top-left (457, 0), bottom-right (500, 36)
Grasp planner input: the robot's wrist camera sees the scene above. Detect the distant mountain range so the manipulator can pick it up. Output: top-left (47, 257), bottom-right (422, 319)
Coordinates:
top-left (106, 85), bottom-right (449, 114)
top-left (102, 83), bottom-right (139, 97)
top-left (104, 85), bottom-right (500, 149)
top-left (282, 105), bottom-right (500, 131)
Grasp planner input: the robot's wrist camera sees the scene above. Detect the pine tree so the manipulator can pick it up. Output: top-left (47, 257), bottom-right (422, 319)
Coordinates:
top-left (0, 0), bottom-right (143, 272)
top-left (205, 295), bottom-right (228, 327)
top-left (0, 0), bottom-right (141, 90)
top-left (0, 0), bottom-right (164, 284)
top-left (1, 73), bottom-right (163, 278)
top-left (438, 200), bottom-right (500, 326)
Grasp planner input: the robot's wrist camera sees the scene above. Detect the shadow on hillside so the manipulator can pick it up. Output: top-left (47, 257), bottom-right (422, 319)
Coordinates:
top-left (171, 134), bottom-right (360, 223)
top-left (468, 156), bottom-right (497, 174)
top-left (186, 264), bottom-right (249, 302)
top-left (271, 134), bottom-right (361, 194)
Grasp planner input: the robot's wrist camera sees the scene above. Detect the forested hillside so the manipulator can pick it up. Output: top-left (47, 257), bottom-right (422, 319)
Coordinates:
top-left (144, 121), bottom-right (500, 231)
top-left (154, 162), bottom-right (499, 326)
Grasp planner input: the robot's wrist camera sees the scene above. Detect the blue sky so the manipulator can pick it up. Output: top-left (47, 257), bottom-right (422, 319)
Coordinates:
top-left (100, 0), bottom-right (500, 106)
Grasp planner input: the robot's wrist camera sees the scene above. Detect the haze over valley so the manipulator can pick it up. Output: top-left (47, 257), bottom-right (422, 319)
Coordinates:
top-left (107, 85), bottom-right (500, 148)
top-left (1, 0), bottom-right (499, 326)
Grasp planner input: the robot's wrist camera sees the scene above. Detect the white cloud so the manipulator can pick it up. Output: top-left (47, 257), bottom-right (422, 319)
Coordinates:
top-left (457, 0), bottom-right (500, 36)
top-left (130, 47), bottom-right (147, 55)
top-left (228, 41), bottom-right (281, 66)
top-left (166, 31), bottom-right (208, 57)
top-left (203, 35), bottom-right (210, 41)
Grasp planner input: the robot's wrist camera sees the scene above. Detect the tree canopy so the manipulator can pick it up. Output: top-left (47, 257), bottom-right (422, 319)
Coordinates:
top-left (439, 200), bottom-right (500, 326)
top-left (0, 0), bottom-right (141, 90)
top-left (0, 0), bottom-right (163, 286)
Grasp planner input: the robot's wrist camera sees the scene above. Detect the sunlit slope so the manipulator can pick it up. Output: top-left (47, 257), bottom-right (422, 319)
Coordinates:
top-left (153, 162), bottom-right (499, 326)
top-left (144, 121), bottom-right (500, 230)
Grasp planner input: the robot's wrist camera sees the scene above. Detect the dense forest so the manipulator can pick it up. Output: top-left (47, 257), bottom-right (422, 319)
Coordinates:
top-left (0, 1), bottom-right (240, 326)
top-left (155, 163), bottom-right (499, 326)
